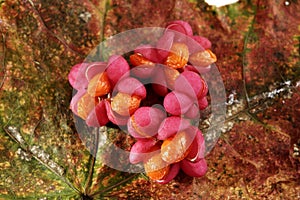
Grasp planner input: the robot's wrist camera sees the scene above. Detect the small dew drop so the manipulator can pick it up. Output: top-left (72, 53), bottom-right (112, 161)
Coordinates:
top-left (284, 1), bottom-right (290, 6)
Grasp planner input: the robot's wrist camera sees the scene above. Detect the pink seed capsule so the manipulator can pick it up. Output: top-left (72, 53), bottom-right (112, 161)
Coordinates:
top-left (69, 63), bottom-right (90, 90)
top-left (185, 127), bottom-right (205, 162)
top-left (104, 100), bottom-right (130, 126)
top-left (156, 31), bottom-right (175, 62)
top-left (198, 96), bottom-right (208, 110)
top-left (184, 103), bottom-right (200, 119)
top-left (134, 44), bottom-right (160, 63)
top-left (190, 36), bottom-right (212, 52)
top-left (128, 107), bottom-right (166, 138)
top-left (86, 100), bottom-right (109, 127)
top-left (130, 53), bottom-right (155, 67)
top-left (156, 163), bottom-right (180, 184)
top-left (130, 53), bottom-right (156, 79)
top-left (85, 62), bottom-right (107, 82)
top-left (152, 66), bottom-right (168, 96)
top-left (115, 77), bottom-right (146, 99)
top-left (152, 83), bottom-right (168, 97)
top-left (165, 20), bottom-right (193, 37)
top-left (163, 91), bottom-right (193, 115)
top-left (157, 116), bottom-right (190, 140)
top-left (180, 158), bottom-right (207, 177)
top-left (129, 139), bottom-right (159, 164)
top-left (106, 55), bottom-right (130, 87)
top-left (174, 71), bottom-right (206, 99)
top-left (184, 64), bottom-right (211, 74)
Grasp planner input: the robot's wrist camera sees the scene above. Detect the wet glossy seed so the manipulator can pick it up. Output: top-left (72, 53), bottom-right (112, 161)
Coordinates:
top-left (144, 153), bottom-right (170, 181)
top-left (164, 43), bottom-right (189, 69)
top-left (189, 49), bottom-right (217, 67)
top-left (77, 93), bottom-right (96, 120)
top-left (161, 131), bottom-right (192, 164)
top-left (111, 93), bottom-right (141, 116)
top-left (87, 72), bottom-right (111, 97)
top-left (130, 53), bottom-right (155, 66)
top-left (164, 67), bottom-right (180, 90)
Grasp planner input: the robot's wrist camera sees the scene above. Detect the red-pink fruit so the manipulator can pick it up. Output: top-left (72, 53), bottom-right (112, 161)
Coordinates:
top-left (68, 63), bottom-right (89, 90)
top-left (184, 103), bottom-right (200, 119)
top-left (165, 21), bottom-right (192, 44)
top-left (152, 66), bottom-right (168, 96)
top-left (130, 53), bottom-right (156, 79)
top-left (184, 64), bottom-right (211, 75)
top-left (106, 55), bottom-right (130, 87)
top-left (187, 36), bottom-right (211, 54)
top-left (192, 36), bottom-right (212, 50)
top-left (198, 97), bottom-right (208, 110)
top-left (163, 91), bottom-right (193, 115)
top-left (157, 116), bottom-right (190, 140)
top-left (198, 77), bottom-right (208, 98)
top-left (156, 31), bottom-right (174, 62)
top-left (127, 107), bottom-right (166, 138)
top-left (152, 83), bottom-right (168, 97)
top-left (86, 100), bottom-right (109, 127)
top-left (131, 65), bottom-right (155, 79)
top-left (166, 20), bottom-right (193, 36)
top-left (134, 44), bottom-right (160, 63)
top-left (104, 100), bottom-right (129, 125)
top-left (180, 159), bottom-right (207, 177)
top-left (115, 77), bottom-right (146, 99)
top-left (186, 127), bottom-right (205, 162)
top-left (174, 71), bottom-right (205, 99)
top-left (129, 139), bottom-right (159, 164)
top-left (156, 163), bottom-right (180, 184)
top-left (85, 62), bottom-right (107, 82)
top-left (130, 52), bottom-right (155, 67)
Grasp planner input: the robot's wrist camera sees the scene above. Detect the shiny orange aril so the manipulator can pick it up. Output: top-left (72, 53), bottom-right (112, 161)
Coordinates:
top-left (144, 153), bottom-right (170, 181)
top-left (87, 72), bottom-right (111, 97)
top-left (111, 93), bottom-right (141, 116)
top-left (130, 53), bottom-right (155, 67)
top-left (164, 43), bottom-right (189, 69)
top-left (161, 131), bottom-right (192, 164)
top-left (189, 49), bottom-right (217, 67)
top-left (164, 67), bottom-right (180, 90)
top-left (77, 93), bottom-right (96, 120)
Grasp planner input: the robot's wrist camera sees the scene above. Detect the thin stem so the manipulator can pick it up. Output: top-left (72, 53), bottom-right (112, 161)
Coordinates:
top-left (84, 128), bottom-right (100, 195)
top-left (0, 33), bottom-right (7, 90)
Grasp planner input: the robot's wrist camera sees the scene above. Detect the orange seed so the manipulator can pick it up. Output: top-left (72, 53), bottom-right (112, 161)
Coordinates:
top-left (87, 72), bottom-right (111, 97)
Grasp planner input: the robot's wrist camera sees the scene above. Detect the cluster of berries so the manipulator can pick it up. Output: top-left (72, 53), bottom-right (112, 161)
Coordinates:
top-left (68, 21), bottom-right (217, 184)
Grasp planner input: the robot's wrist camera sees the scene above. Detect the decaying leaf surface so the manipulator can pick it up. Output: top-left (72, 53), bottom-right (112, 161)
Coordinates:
top-left (0, 0), bottom-right (300, 199)
top-left (0, 0), bottom-right (110, 198)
